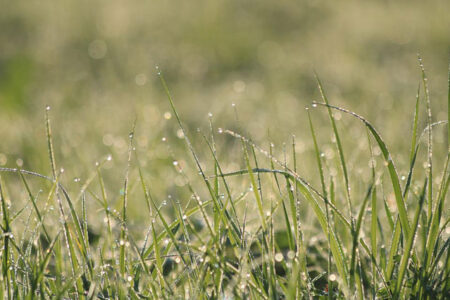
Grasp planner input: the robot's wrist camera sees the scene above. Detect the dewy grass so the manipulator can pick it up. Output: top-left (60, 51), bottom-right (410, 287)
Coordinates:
top-left (0, 61), bottom-right (449, 299)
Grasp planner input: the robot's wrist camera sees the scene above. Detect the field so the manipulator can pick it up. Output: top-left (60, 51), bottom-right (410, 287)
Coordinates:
top-left (0, 0), bottom-right (449, 299)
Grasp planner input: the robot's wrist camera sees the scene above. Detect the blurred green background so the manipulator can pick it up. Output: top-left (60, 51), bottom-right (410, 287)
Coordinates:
top-left (0, 0), bottom-right (449, 221)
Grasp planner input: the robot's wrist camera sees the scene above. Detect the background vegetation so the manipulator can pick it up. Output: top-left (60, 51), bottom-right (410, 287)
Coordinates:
top-left (0, 0), bottom-right (449, 298)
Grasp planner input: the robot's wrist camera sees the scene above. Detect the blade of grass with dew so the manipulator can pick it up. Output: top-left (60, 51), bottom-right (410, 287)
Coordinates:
top-left (208, 114), bottom-right (221, 232)
top-left (151, 223), bottom-right (166, 293)
top-left (315, 76), bottom-right (354, 228)
top-left (359, 238), bottom-right (393, 299)
top-left (172, 196), bottom-right (198, 285)
top-left (315, 103), bottom-right (411, 240)
top-left (291, 177), bottom-right (349, 288)
top-left (394, 179), bottom-right (427, 298)
top-left (308, 108), bottom-right (333, 299)
top-left (386, 217), bottom-right (402, 282)
top-left (241, 140), bottom-right (266, 232)
top-left (46, 108), bottom-right (83, 296)
top-left (119, 122), bottom-right (135, 278)
top-left (425, 152), bottom-right (449, 270)
top-left (27, 231), bottom-right (60, 300)
top-left (401, 83), bottom-right (421, 205)
top-left (18, 172), bottom-right (51, 242)
top-left (200, 132), bottom-right (242, 239)
top-left (0, 177), bottom-right (11, 299)
top-left (367, 128), bottom-right (378, 299)
top-left (418, 56), bottom-right (434, 228)
top-left (139, 175), bottom-right (189, 267)
top-left (353, 184), bottom-right (374, 298)
top-left (424, 67), bottom-right (450, 274)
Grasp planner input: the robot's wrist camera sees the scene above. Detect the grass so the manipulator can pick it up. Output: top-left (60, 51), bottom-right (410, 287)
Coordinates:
top-left (0, 61), bottom-right (449, 299)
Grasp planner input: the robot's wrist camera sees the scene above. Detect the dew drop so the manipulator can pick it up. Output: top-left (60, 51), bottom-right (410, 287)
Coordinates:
top-left (107, 155), bottom-right (112, 161)
top-left (218, 128), bottom-right (223, 134)
top-left (312, 103), bottom-right (317, 108)
top-left (275, 253), bottom-right (284, 262)
top-left (46, 105), bottom-right (51, 111)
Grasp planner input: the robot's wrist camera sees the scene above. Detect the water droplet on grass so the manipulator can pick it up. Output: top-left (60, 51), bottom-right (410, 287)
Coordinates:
top-left (164, 112), bottom-right (172, 120)
top-left (275, 253), bottom-right (284, 262)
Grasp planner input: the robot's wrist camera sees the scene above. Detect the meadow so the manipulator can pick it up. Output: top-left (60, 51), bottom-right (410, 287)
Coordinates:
top-left (0, 0), bottom-right (449, 299)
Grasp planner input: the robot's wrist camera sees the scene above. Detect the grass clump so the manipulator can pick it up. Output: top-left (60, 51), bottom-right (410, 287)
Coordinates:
top-left (0, 61), bottom-right (449, 299)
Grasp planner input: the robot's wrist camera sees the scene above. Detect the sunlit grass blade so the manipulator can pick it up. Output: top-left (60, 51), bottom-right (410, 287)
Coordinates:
top-left (418, 56), bottom-right (434, 226)
top-left (0, 177), bottom-right (12, 299)
top-left (308, 108), bottom-right (332, 299)
top-left (351, 183), bottom-right (373, 297)
top-left (119, 121), bottom-right (135, 278)
top-left (28, 231), bottom-right (60, 299)
top-left (315, 76), bottom-right (354, 225)
top-left (315, 102), bottom-right (411, 240)
top-left (394, 179), bottom-right (427, 298)
top-left (242, 140), bottom-right (267, 231)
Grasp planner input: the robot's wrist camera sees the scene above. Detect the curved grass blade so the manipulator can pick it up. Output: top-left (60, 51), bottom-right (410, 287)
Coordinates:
top-left (314, 103), bottom-right (411, 241)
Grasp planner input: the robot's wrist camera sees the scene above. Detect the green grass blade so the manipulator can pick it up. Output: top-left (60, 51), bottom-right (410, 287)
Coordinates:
top-left (394, 179), bottom-right (427, 298)
top-left (315, 76), bottom-right (354, 226)
top-left (242, 140), bottom-right (267, 231)
top-left (425, 153), bottom-right (450, 269)
top-left (418, 56), bottom-right (434, 227)
top-left (119, 121), bottom-right (135, 278)
top-left (316, 103), bottom-right (411, 241)
top-left (292, 178), bottom-right (349, 287)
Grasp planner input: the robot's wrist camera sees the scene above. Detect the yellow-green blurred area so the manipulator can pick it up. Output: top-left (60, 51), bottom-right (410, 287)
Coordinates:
top-left (0, 0), bottom-right (449, 223)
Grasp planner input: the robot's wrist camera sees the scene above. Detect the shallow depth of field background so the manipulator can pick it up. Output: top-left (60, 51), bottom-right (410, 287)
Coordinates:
top-left (0, 0), bottom-right (449, 231)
